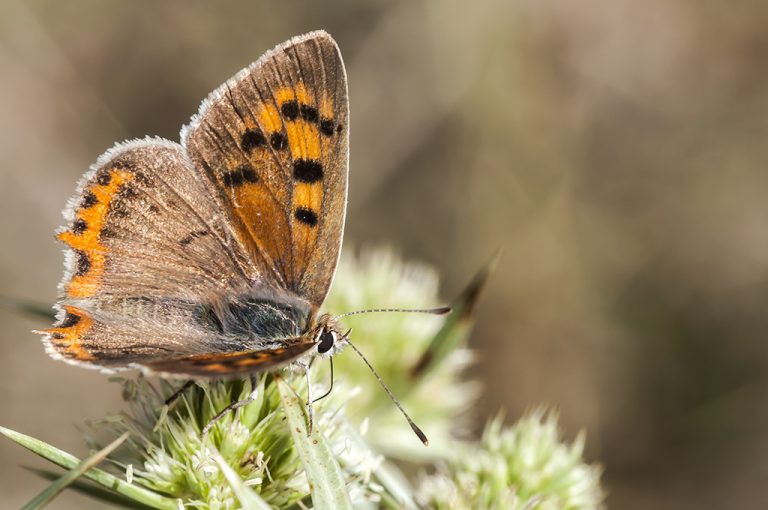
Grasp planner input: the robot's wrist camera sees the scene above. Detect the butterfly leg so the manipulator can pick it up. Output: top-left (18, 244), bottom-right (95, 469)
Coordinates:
top-left (201, 375), bottom-right (259, 437)
top-left (305, 367), bottom-right (314, 436)
top-left (165, 380), bottom-right (195, 407)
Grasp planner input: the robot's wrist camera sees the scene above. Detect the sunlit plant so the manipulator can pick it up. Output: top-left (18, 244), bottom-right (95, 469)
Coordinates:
top-left (417, 411), bottom-right (605, 510)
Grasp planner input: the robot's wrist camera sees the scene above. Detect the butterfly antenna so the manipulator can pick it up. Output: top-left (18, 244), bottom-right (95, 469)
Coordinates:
top-left (335, 306), bottom-right (451, 320)
top-left (344, 336), bottom-right (429, 446)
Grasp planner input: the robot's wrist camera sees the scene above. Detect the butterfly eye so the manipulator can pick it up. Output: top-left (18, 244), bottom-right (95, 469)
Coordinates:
top-left (317, 330), bottom-right (336, 354)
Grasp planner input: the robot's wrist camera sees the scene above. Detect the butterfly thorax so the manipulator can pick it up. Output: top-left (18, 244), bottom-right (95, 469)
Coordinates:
top-left (196, 286), bottom-right (314, 348)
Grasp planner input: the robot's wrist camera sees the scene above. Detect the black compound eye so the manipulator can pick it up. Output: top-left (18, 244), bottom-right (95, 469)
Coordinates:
top-left (317, 330), bottom-right (335, 354)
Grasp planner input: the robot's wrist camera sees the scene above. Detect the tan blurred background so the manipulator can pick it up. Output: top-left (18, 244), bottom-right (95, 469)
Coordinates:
top-left (2, 0), bottom-right (768, 508)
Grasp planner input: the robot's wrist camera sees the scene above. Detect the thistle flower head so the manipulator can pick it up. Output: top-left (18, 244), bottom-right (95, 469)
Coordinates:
top-left (93, 374), bottom-right (381, 508)
top-left (417, 409), bottom-right (605, 510)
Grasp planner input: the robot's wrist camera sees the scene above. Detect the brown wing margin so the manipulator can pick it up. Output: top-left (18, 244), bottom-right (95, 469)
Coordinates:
top-left (182, 31), bottom-right (349, 308)
top-left (143, 342), bottom-right (316, 378)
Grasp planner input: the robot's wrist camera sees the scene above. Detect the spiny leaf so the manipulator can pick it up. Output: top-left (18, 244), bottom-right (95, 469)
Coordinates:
top-left (21, 432), bottom-right (130, 510)
top-left (0, 426), bottom-right (178, 510)
top-left (24, 467), bottom-right (157, 510)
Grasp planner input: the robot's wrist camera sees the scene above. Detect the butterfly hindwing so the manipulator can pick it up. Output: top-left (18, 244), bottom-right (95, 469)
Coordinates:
top-left (41, 287), bottom-right (314, 373)
top-left (42, 302), bottom-right (216, 367)
top-left (183, 30), bottom-right (349, 308)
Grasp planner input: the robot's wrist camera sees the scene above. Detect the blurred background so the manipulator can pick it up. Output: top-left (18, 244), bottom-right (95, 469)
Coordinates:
top-left (2, 0), bottom-right (767, 508)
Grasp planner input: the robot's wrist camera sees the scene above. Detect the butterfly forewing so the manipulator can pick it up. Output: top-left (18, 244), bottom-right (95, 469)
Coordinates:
top-left (183, 31), bottom-right (349, 308)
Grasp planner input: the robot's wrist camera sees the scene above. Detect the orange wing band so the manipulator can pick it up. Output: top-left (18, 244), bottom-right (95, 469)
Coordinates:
top-left (44, 306), bottom-right (94, 361)
top-left (58, 169), bottom-right (133, 298)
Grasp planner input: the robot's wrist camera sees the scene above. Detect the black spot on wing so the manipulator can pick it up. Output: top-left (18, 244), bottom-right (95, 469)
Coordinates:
top-left (241, 128), bottom-right (267, 153)
top-left (222, 164), bottom-right (259, 187)
top-left (75, 250), bottom-right (90, 276)
top-left (96, 170), bottom-right (112, 186)
top-left (294, 207), bottom-right (318, 226)
top-left (81, 192), bottom-right (98, 209)
top-left (300, 104), bottom-right (319, 123)
top-left (320, 119), bottom-right (335, 137)
top-left (293, 159), bottom-right (323, 183)
top-left (270, 132), bottom-right (288, 150)
top-left (281, 100), bottom-right (299, 120)
top-left (72, 219), bottom-right (87, 235)
top-left (59, 311), bottom-right (81, 328)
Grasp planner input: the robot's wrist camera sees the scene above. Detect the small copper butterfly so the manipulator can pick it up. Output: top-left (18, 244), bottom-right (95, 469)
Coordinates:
top-left (37, 32), bottom-right (448, 443)
top-left (39, 31), bottom-right (351, 377)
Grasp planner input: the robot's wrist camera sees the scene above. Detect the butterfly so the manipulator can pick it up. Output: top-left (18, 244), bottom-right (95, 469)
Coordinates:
top-left (39, 31), bottom-right (353, 378)
top-left (39, 32), bottom-right (448, 444)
